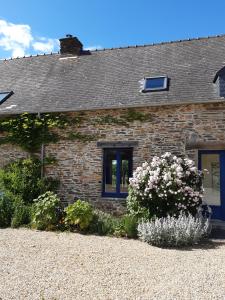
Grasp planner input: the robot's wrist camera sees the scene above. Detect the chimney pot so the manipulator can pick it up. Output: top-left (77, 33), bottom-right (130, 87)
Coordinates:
top-left (59, 35), bottom-right (83, 56)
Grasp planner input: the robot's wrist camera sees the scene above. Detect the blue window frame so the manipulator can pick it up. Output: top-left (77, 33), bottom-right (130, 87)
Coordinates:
top-left (142, 76), bottom-right (168, 92)
top-left (102, 148), bottom-right (133, 198)
top-left (0, 91), bottom-right (14, 104)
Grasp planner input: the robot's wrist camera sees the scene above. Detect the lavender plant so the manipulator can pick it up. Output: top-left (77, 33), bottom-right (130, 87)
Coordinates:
top-left (138, 213), bottom-right (210, 247)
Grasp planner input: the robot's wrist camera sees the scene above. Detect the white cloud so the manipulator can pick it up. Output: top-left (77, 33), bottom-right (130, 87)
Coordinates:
top-left (0, 19), bottom-right (33, 57)
top-left (0, 19), bottom-right (59, 58)
top-left (84, 45), bottom-right (102, 51)
top-left (32, 37), bottom-right (59, 53)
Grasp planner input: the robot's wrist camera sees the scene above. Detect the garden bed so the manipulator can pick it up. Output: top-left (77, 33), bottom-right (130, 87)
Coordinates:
top-left (0, 228), bottom-right (225, 299)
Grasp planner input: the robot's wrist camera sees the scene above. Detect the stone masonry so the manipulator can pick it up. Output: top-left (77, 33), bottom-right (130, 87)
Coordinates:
top-left (0, 102), bottom-right (225, 214)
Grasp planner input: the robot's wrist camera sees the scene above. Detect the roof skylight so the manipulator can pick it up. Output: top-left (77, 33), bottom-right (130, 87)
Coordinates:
top-left (142, 76), bottom-right (168, 92)
top-left (0, 91), bottom-right (14, 105)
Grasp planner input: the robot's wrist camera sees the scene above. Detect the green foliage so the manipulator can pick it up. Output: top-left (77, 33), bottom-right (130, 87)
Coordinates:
top-left (0, 193), bottom-right (13, 228)
top-left (93, 109), bottom-right (152, 126)
top-left (122, 109), bottom-right (152, 122)
top-left (64, 200), bottom-right (93, 231)
top-left (126, 188), bottom-right (151, 220)
top-left (93, 115), bottom-right (127, 126)
top-left (89, 211), bottom-right (137, 238)
top-left (11, 197), bottom-right (32, 228)
top-left (0, 110), bottom-right (152, 153)
top-left (0, 112), bottom-right (68, 152)
top-left (0, 157), bottom-right (59, 205)
top-left (32, 191), bottom-right (63, 230)
top-left (89, 210), bottom-right (119, 235)
top-left (67, 132), bottom-right (97, 142)
top-left (118, 215), bottom-right (138, 238)
top-left (42, 155), bottom-right (58, 165)
top-left (70, 114), bottom-right (86, 125)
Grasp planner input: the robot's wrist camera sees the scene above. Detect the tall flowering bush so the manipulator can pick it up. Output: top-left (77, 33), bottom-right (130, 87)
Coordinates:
top-left (127, 152), bottom-right (204, 219)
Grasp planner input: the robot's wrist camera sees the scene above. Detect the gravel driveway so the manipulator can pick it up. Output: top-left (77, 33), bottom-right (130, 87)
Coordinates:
top-left (0, 229), bottom-right (225, 300)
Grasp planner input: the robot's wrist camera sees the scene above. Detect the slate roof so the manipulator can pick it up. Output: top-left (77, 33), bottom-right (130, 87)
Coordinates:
top-left (0, 34), bottom-right (225, 115)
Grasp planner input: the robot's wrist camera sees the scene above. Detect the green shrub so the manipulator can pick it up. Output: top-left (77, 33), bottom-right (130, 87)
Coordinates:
top-left (112, 215), bottom-right (138, 238)
top-left (32, 191), bottom-right (63, 230)
top-left (64, 200), bottom-right (93, 231)
top-left (11, 198), bottom-right (32, 228)
top-left (89, 211), bottom-right (137, 238)
top-left (89, 210), bottom-right (119, 235)
top-left (120, 215), bottom-right (138, 238)
top-left (0, 157), bottom-right (59, 205)
top-left (0, 193), bottom-right (13, 227)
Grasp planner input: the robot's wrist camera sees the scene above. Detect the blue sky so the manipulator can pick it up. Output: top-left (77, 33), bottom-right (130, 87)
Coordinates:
top-left (0, 0), bottom-right (225, 58)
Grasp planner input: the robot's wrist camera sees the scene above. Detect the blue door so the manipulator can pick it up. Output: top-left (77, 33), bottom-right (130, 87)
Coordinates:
top-left (199, 150), bottom-right (225, 220)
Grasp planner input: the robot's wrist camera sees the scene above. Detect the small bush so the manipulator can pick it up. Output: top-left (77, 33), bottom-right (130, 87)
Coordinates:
top-left (0, 158), bottom-right (59, 205)
top-left (89, 210), bottom-right (118, 235)
top-left (89, 211), bottom-right (138, 238)
top-left (138, 213), bottom-right (210, 247)
top-left (113, 215), bottom-right (138, 238)
top-left (121, 215), bottom-right (138, 238)
top-left (32, 191), bottom-right (63, 230)
top-left (11, 198), bottom-right (32, 228)
top-left (64, 200), bottom-right (93, 231)
top-left (0, 193), bottom-right (13, 227)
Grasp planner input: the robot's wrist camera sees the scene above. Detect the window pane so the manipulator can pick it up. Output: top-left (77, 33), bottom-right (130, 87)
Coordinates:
top-left (145, 77), bottom-right (166, 89)
top-left (0, 93), bottom-right (10, 102)
top-left (201, 154), bottom-right (221, 206)
top-left (120, 149), bottom-right (132, 193)
top-left (104, 150), bottom-right (117, 193)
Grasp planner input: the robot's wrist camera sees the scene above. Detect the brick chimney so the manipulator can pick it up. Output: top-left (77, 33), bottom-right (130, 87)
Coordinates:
top-left (59, 34), bottom-right (83, 56)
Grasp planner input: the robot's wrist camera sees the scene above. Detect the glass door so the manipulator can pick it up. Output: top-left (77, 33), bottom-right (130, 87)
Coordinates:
top-left (199, 150), bottom-right (225, 220)
top-left (103, 148), bottom-right (132, 198)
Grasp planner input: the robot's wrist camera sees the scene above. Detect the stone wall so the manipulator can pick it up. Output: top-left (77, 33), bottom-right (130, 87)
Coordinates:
top-left (1, 102), bottom-right (225, 214)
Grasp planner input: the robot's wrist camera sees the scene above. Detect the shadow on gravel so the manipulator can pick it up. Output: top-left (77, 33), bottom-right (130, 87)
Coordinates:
top-left (184, 231), bottom-right (225, 251)
top-left (156, 233), bottom-right (225, 251)
top-left (160, 240), bottom-right (225, 251)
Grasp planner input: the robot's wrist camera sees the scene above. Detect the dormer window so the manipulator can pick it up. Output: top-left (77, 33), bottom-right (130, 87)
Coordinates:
top-left (213, 67), bottom-right (225, 98)
top-left (0, 91), bottom-right (14, 104)
top-left (142, 76), bottom-right (168, 92)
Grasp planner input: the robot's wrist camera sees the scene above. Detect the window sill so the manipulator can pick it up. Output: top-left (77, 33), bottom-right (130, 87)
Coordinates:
top-left (101, 196), bottom-right (127, 202)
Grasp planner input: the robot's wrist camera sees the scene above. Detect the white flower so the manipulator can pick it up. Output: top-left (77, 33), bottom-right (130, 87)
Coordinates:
top-left (177, 172), bottom-right (183, 178)
top-left (190, 166), bottom-right (197, 172)
top-left (176, 166), bottom-right (183, 173)
top-left (163, 172), bottom-right (172, 182)
top-left (176, 179), bottom-right (182, 185)
top-left (162, 152), bottom-right (171, 158)
top-left (184, 158), bottom-right (194, 167)
top-left (128, 152), bottom-right (203, 215)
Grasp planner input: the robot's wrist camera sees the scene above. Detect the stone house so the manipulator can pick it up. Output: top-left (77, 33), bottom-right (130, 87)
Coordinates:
top-left (0, 34), bottom-right (225, 219)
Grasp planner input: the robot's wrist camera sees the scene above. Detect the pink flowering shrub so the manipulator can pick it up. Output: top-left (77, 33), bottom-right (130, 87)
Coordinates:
top-left (127, 152), bottom-right (204, 219)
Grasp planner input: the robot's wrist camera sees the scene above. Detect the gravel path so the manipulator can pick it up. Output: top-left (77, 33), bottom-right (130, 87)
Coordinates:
top-left (1, 229), bottom-right (225, 300)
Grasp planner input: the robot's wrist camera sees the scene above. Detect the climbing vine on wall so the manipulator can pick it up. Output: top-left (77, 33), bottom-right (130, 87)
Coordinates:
top-left (67, 132), bottom-right (98, 142)
top-left (0, 113), bottom-right (68, 153)
top-left (92, 108), bottom-right (152, 126)
top-left (121, 108), bottom-right (152, 123)
top-left (0, 108), bottom-right (153, 153)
